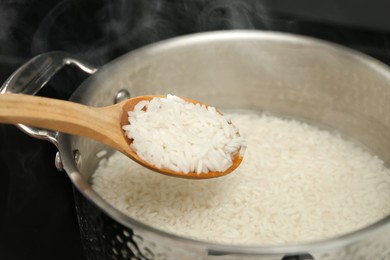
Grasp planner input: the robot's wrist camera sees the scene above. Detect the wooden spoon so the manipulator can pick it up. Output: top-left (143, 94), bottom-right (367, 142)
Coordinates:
top-left (0, 93), bottom-right (243, 179)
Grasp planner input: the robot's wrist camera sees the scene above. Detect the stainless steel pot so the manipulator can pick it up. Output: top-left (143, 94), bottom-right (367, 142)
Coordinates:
top-left (2, 31), bottom-right (390, 260)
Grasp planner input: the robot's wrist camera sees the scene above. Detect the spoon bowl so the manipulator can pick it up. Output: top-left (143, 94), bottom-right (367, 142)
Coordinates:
top-left (0, 93), bottom-right (243, 179)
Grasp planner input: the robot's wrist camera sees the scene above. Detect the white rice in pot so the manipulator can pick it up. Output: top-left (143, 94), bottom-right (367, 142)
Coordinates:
top-left (91, 112), bottom-right (390, 245)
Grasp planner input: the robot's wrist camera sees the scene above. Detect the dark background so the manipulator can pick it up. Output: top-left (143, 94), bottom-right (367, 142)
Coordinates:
top-left (0, 1), bottom-right (390, 259)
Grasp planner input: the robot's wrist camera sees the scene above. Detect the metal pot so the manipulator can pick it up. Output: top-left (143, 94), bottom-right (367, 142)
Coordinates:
top-left (2, 31), bottom-right (390, 260)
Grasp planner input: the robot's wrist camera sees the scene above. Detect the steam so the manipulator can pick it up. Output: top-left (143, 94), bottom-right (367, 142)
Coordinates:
top-left (197, 0), bottom-right (256, 30)
top-left (0, 3), bottom-right (25, 56)
top-left (27, 0), bottom-right (275, 66)
top-left (31, 0), bottom-right (182, 65)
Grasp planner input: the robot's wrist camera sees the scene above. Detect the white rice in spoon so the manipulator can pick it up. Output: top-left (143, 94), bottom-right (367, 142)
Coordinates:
top-left (92, 112), bottom-right (390, 245)
top-left (122, 95), bottom-right (245, 174)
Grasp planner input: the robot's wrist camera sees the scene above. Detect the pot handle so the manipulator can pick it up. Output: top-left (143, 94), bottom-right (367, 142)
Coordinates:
top-left (0, 51), bottom-right (98, 147)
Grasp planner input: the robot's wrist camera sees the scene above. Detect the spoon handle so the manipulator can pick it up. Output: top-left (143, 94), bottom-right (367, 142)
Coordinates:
top-left (0, 93), bottom-right (122, 148)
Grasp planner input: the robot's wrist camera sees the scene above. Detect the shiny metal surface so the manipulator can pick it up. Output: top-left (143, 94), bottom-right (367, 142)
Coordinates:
top-left (0, 51), bottom-right (98, 147)
top-left (4, 31), bottom-right (390, 259)
top-left (54, 151), bottom-right (64, 172)
top-left (66, 31), bottom-right (390, 259)
top-left (114, 89), bottom-right (131, 104)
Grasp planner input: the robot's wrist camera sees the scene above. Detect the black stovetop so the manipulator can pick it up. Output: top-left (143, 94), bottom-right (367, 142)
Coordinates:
top-left (1, 1), bottom-right (390, 259)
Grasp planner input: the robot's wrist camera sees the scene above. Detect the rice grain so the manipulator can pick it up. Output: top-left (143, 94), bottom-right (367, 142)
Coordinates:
top-left (92, 112), bottom-right (390, 245)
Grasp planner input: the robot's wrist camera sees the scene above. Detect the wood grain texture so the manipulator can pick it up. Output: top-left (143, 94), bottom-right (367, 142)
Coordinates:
top-left (0, 93), bottom-right (243, 179)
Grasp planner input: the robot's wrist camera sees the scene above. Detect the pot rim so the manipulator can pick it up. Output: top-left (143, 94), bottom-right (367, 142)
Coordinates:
top-left (59, 30), bottom-right (390, 255)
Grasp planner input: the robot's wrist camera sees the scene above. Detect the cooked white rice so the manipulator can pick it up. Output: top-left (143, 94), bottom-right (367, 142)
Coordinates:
top-left (92, 112), bottom-right (390, 245)
top-left (122, 95), bottom-right (245, 174)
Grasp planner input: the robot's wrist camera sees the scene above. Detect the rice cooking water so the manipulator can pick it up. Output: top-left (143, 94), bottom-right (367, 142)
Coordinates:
top-left (92, 112), bottom-right (390, 245)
